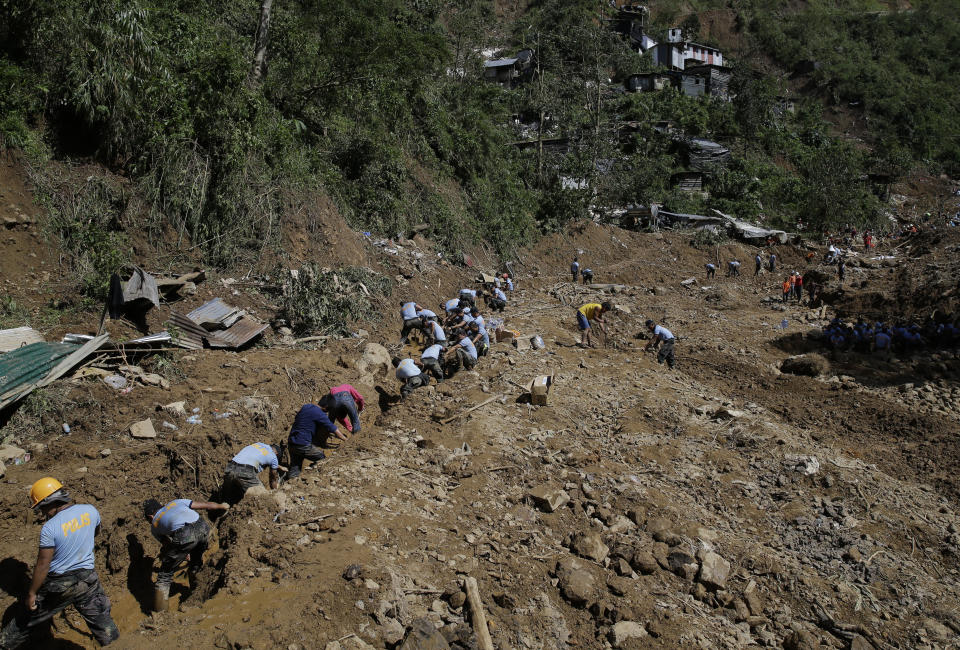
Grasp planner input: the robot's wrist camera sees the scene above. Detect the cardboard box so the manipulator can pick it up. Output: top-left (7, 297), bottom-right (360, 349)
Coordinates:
top-left (514, 335), bottom-right (532, 351)
top-left (496, 329), bottom-right (516, 343)
top-left (529, 375), bottom-right (553, 406)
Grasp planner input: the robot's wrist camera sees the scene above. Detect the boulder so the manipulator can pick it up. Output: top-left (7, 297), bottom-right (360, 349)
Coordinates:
top-left (400, 617), bottom-right (450, 650)
top-left (529, 485), bottom-right (570, 513)
top-left (0, 460), bottom-right (5, 479)
top-left (629, 550), bottom-right (658, 575)
top-left (571, 533), bottom-right (609, 563)
top-left (0, 445), bottom-right (27, 463)
top-left (555, 557), bottom-right (596, 607)
top-left (780, 354), bottom-right (829, 377)
top-left (355, 343), bottom-right (392, 378)
top-left (609, 621), bottom-right (648, 648)
top-left (666, 551), bottom-right (698, 580)
top-left (696, 551), bottom-right (731, 590)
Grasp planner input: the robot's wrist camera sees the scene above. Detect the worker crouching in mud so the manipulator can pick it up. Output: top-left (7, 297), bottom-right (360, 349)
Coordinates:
top-left (0, 478), bottom-right (120, 648)
top-left (143, 498), bottom-right (228, 612)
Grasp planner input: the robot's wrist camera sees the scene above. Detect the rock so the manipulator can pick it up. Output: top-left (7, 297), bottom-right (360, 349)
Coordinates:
top-left (696, 551), bottom-right (730, 590)
top-left (100, 449), bottom-right (112, 457)
top-left (609, 621), bottom-right (648, 648)
top-left (161, 401), bottom-right (187, 418)
top-left (647, 517), bottom-right (682, 546)
top-left (712, 407), bottom-right (746, 420)
top-left (921, 618), bottom-right (952, 641)
top-left (139, 373), bottom-right (167, 387)
top-left (0, 445), bottom-right (27, 463)
top-left (355, 343), bottom-right (392, 378)
top-left (342, 564), bottom-right (364, 580)
top-left (666, 551), bottom-right (698, 580)
top-left (615, 558), bottom-right (633, 576)
top-left (555, 557), bottom-right (596, 607)
top-left (337, 638), bottom-right (373, 650)
top-left (529, 485), bottom-right (570, 513)
top-left (607, 576), bottom-right (631, 596)
top-left (630, 550), bottom-right (658, 575)
top-left (850, 635), bottom-right (875, 650)
top-left (129, 419), bottom-right (157, 439)
top-left (400, 617), bottom-right (450, 650)
top-left (379, 618), bottom-right (405, 645)
top-left (781, 354), bottom-right (829, 377)
top-left (608, 515), bottom-right (636, 534)
top-left (571, 532), bottom-right (609, 563)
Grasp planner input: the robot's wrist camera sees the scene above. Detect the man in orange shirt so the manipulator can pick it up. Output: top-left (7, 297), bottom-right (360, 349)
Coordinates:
top-left (782, 278), bottom-right (792, 303)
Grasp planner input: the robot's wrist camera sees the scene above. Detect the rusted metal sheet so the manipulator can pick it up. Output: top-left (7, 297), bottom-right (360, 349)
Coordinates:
top-left (168, 312), bottom-right (209, 350)
top-left (207, 317), bottom-right (268, 349)
top-left (0, 327), bottom-right (44, 353)
top-left (187, 298), bottom-right (243, 329)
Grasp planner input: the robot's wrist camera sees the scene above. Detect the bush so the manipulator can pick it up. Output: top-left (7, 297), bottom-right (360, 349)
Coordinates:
top-left (277, 264), bottom-right (392, 336)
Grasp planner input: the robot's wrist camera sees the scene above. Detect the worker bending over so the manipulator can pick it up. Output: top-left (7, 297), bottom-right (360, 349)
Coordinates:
top-left (576, 301), bottom-right (611, 348)
top-left (644, 319), bottom-right (676, 369)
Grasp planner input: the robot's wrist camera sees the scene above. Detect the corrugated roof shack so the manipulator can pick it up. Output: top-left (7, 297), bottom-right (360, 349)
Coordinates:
top-left (483, 49), bottom-right (535, 88)
top-left (684, 64), bottom-right (733, 100)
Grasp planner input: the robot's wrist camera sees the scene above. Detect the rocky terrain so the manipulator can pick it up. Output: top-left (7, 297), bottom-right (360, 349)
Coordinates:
top-left (2, 163), bottom-right (960, 649)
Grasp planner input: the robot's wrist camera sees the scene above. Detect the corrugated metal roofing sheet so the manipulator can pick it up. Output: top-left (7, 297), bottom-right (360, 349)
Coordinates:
top-left (187, 298), bottom-right (243, 329)
top-left (0, 343), bottom-right (78, 400)
top-left (0, 335), bottom-right (109, 410)
top-left (168, 312), bottom-right (208, 350)
top-left (0, 327), bottom-right (45, 353)
top-left (207, 317), bottom-right (268, 349)
top-left (484, 58), bottom-right (518, 68)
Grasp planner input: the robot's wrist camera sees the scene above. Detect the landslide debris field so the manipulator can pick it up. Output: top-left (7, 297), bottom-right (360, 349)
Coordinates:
top-left (3, 216), bottom-right (960, 650)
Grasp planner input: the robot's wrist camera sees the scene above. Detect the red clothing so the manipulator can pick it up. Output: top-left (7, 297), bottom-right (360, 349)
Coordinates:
top-left (329, 384), bottom-right (365, 432)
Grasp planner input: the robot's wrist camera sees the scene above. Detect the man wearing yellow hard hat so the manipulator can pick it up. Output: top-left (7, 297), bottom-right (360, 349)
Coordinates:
top-left (0, 477), bottom-right (119, 648)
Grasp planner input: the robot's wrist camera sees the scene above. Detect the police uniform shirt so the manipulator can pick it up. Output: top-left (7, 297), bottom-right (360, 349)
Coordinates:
top-left (40, 504), bottom-right (101, 574)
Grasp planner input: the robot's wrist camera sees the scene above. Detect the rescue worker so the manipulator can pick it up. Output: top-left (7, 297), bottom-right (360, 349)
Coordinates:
top-left (458, 288), bottom-right (477, 308)
top-left (420, 344), bottom-right (446, 382)
top-left (287, 404), bottom-right (338, 479)
top-left (142, 497), bottom-right (228, 612)
top-left (319, 384), bottom-right (364, 435)
top-left (468, 320), bottom-right (489, 357)
top-left (570, 257), bottom-right (580, 282)
top-left (727, 260), bottom-right (741, 277)
top-left (222, 442), bottom-right (281, 503)
top-left (782, 277), bottom-right (792, 303)
top-left (754, 253), bottom-right (763, 276)
top-left (582, 267), bottom-right (594, 284)
top-left (504, 274), bottom-right (514, 291)
top-left (644, 319), bottom-right (676, 369)
top-left (392, 356), bottom-right (430, 398)
top-left (576, 301), bottom-right (610, 348)
top-left (705, 263), bottom-right (716, 279)
top-left (793, 272), bottom-right (803, 302)
top-left (451, 332), bottom-right (479, 370)
top-left (0, 478), bottom-right (119, 648)
top-left (838, 258), bottom-right (846, 284)
top-left (487, 286), bottom-right (507, 312)
top-left (398, 301), bottom-right (425, 345)
top-left (768, 252), bottom-right (777, 272)
top-left (422, 316), bottom-right (446, 345)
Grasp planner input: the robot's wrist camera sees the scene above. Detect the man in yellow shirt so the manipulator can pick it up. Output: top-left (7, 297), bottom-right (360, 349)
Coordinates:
top-left (576, 301), bottom-right (611, 347)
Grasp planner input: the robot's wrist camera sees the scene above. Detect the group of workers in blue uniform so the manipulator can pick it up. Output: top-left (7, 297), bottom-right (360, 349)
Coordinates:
top-left (392, 274), bottom-right (514, 399)
top-left (4, 381), bottom-right (369, 647)
top-left (823, 315), bottom-right (960, 355)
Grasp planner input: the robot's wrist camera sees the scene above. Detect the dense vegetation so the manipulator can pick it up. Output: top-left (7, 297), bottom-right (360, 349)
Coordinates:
top-left (0, 0), bottom-right (955, 296)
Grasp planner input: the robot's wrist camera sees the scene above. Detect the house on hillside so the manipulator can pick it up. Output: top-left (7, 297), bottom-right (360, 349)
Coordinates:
top-left (647, 28), bottom-right (724, 71)
top-left (624, 72), bottom-right (671, 93)
top-left (609, 4), bottom-right (656, 51)
top-left (669, 71), bottom-right (707, 97)
top-left (483, 48), bottom-right (536, 87)
top-left (684, 64), bottom-right (733, 100)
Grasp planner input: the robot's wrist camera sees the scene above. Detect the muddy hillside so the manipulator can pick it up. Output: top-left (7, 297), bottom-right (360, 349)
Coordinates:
top-left (3, 182), bottom-right (960, 650)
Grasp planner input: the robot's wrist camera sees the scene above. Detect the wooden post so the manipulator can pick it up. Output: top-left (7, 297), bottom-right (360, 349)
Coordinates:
top-left (248, 0), bottom-right (274, 86)
top-left (462, 576), bottom-right (495, 650)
